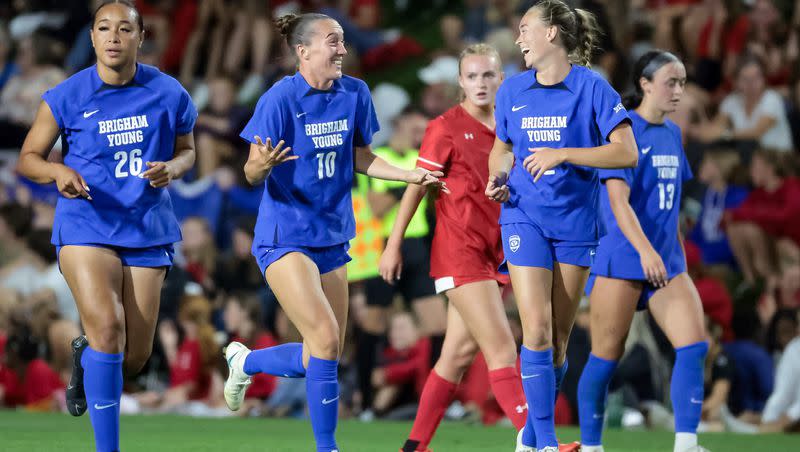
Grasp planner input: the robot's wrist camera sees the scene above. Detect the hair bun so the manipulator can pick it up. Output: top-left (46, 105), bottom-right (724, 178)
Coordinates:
top-left (275, 14), bottom-right (300, 37)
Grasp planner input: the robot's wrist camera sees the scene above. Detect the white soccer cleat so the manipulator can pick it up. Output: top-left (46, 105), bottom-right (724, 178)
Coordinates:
top-left (515, 428), bottom-right (535, 452)
top-left (539, 447), bottom-right (559, 452)
top-left (223, 341), bottom-right (252, 411)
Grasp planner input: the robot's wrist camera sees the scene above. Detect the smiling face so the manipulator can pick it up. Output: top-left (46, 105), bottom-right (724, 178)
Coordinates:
top-left (641, 61), bottom-right (687, 115)
top-left (298, 18), bottom-right (347, 82)
top-left (458, 54), bottom-right (503, 108)
top-left (90, 2), bottom-right (142, 71)
top-left (515, 8), bottom-right (555, 70)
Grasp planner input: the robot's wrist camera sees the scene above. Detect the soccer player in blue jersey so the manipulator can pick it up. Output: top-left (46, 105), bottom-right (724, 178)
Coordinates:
top-left (15, 1), bottom-right (197, 451)
top-left (577, 50), bottom-right (710, 452)
top-left (485, 1), bottom-right (638, 451)
top-left (221, 13), bottom-right (443, 452)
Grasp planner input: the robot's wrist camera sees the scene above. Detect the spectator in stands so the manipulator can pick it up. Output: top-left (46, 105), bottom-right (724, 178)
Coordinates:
top-left (178, 217), bottom-right (218, 294)
top-left (223, 292), bottom-right (278, 408)
top-left (700, 318), bottom-right (734, 432)
top-left (193, 74), bottom-right (251, 178)
top-left (691, 0), bottom-right (749, 93)
top-left (214, 217), bottom-right (265, 295)
top-left (0, 325), bottom-right (63, 411)
top-left (723, 308), bottom-right (774, 417)
top-left (138, 295), bottom-right (223, 412)
top-left (370, 311), bottom-right (431, 419)
top-left (701, 55), bottom-right (794, 152)
top-left (0, 31), bottom-right (65, 148)
top-left (723, 314), bottom-right (800, 433)
top-left (745, 0), bottom-right (793, 87)
top-left (690, 150), bottom-right (748, 270)
top-left (726, 149), bottom-right (800, 286)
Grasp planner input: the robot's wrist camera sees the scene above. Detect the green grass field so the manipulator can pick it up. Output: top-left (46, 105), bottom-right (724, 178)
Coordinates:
top-left (1, 412), bottom-right (798, 451)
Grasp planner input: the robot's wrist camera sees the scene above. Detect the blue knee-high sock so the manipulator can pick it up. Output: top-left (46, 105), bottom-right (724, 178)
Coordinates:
top-left (82, 347), bottom-right (123, 452)
top-left (672, 341), bottom-right (708, 433)
top-left (306, 356), bottom-right (339, 452)
top-left (520, 346), bottom-right (558, 449)
top-left (520, 358), bottom-right (567, 446)
top-left (577, 354), bottom-right (618, 446)
top-left (243, 342), bottom-right (305, 377)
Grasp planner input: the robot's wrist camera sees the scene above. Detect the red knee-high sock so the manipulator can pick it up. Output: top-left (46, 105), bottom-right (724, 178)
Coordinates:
top-left (403, 370), bottom-right (458, 451)
top-left (489, 366), bottom-right (528, 430)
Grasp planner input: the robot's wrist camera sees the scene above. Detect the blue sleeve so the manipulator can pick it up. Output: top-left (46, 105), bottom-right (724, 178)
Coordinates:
top-left (593, 77), bottom-right (630, 141)
top-left (41, 87), bottom-right (65, 130)
top-left (354, 81), bottom-right (379, 147)
top-left (240, 91), bottom-right (286, 145)
top-left (494, 82), bottom-right (510, 143)
top-left (176, 87), bottom-right (198, 135)
top-left (599, 167), bottom-right (634, 186)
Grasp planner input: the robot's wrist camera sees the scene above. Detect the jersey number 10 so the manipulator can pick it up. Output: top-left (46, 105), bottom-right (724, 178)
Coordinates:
top-left (114, 149), bottom-right (143, 178)
top-left (657, 182), bottom-right (675, 210)
top-left (316, 151), bottom-right (336, 179)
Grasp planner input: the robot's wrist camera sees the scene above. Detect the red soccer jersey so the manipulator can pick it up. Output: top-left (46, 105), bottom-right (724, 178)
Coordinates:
top-left (170, 339), bottom-right (211, 401)
top-left (416, 105), bottom-right (509, 286)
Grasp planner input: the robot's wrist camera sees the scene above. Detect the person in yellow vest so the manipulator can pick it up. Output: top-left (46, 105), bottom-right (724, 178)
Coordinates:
top-left (356, 106), bottom-right (447, 419)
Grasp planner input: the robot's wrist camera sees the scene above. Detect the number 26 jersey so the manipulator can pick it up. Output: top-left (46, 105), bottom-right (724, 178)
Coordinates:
top-left (42, 63), bottom-right (197, 248)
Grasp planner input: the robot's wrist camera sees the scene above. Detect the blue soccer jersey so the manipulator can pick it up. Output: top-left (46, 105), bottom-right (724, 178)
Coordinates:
top-left (240, 73), bottom-right (379, 248)
top-left (494, 65), bottom-right (630, 243)
top-left (592, 110), bottom-right (693, 280)
top-left (42, 63), bottom-right (197, 248)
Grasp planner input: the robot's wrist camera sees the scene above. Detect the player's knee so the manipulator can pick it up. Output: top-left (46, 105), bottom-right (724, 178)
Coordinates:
top-left (308, 323), bottom-right (340, 360)
top-left (484, 342), bottom-right (518, 369)
top-left (90, 318), bottom-right (126, 354)
top-left (522, 324), bottom-right (552, 350)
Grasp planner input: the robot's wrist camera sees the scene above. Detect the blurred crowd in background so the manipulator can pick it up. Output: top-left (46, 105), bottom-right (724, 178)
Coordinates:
top-left (2, 0), bottom-right (800, 435)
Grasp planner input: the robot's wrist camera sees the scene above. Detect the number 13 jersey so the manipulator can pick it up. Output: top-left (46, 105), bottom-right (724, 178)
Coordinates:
top-left (592, 110), bottom-right (693, 280)
top-left (42, 63), bottom-right (197, 248)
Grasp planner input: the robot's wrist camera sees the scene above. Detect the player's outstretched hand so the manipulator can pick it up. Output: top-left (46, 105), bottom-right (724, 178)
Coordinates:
top-left (640, 247), bottom-right (668, 288)
top-left (379, 245), bottom-right (403, 285)
top-left (52, 164), bottom-right (91, 200)
top-left (524, 147), bottom-right (567, 182)
top-left (485, 173), bottom-right (509, 203)
top-left (406, 168), bottom-right (449, 193)
top-left (140, 161), bottom-right (177, 188)
top-left (253, 136), bottom-right (298, 170)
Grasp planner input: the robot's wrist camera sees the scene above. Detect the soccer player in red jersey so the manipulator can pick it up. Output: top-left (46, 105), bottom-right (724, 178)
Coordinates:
top-left (380, 44), bottom-right (571, 452)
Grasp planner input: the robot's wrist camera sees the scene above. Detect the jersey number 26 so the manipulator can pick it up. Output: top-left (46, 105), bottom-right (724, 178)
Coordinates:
top-left (114, 149), bottom-right (143, 178)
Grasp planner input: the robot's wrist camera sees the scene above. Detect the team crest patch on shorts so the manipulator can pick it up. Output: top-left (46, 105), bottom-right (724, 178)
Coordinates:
top-left (509, 234), bottom-right (521, 252)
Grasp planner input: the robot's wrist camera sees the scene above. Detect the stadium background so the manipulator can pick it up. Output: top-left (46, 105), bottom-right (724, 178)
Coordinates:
top-left (2, 0), bottom-right (800, 449)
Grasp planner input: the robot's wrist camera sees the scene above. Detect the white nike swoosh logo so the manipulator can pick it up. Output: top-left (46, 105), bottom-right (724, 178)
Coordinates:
top-left (512, 105), bottom-right (526, 112)
top-left (520, 373), bottom-right (541, 379)
top-left (83, 110), bottom-right (99, 118)
top-left (641, 146), bottom-right (652, 154)
top-left (296, 112), bottom-right (307, 118)
top-left (321, 396), bottom-right (339, 405)
top-left (94, 402), bottom-right (118, 410)
top-left (690, 398), bottom-right (703, 404)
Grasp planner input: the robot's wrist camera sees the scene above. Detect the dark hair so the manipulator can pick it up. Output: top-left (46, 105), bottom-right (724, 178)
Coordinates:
top-left (275, 13), bottom-right (333, 48)
top-left (92, 0), bottom-right (144, 32)
top-left (734, 53), bottom-right (766, 80)
top-left (529, 0), bottom-right (601, 67)
top-left (622, 50), bottom-right (681, 109)
top-left (766, 309), bottom-right (798, 355)
top-left (753, 148), bottom-right (792, 178)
